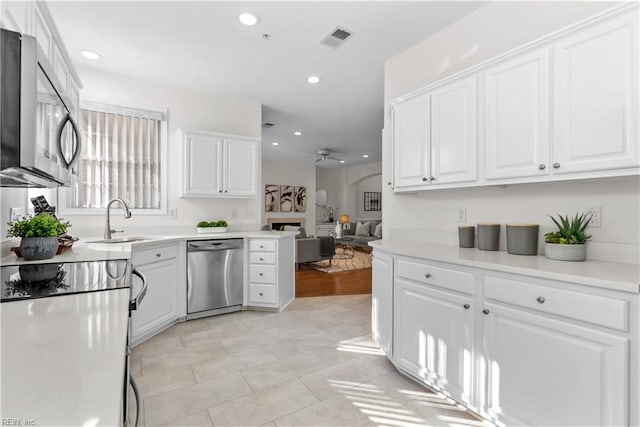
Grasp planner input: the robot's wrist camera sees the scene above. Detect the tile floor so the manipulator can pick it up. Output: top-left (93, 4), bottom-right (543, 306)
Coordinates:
top-left (130, 294), bottom-right (483, 427)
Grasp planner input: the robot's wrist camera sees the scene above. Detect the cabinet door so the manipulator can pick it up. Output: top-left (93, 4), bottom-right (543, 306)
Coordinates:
top-left (1, 1), bottom-right (30, 32)
top-left (484, 49), bottom-right (550, 180)
top-left (223, 138), bottom-right (258, 196)
top-left (395, 279), bottom-right (474, 405)
top-left (372, 251), bottom-right (393, 357)
top-left (430, 76), bottom-right (477, 184)
top-left (553, 13), bottom-right (639, 174)
top-left (392, 94), bottom-right (430, 189)
top-left (130, 259), bottom-right (178, 345)
top-left (32, 3), bottom-right (52, 60)
top-left (182, 131), bottom-right (223, 196)
top-left (482, 302), bottom-right (628, 426)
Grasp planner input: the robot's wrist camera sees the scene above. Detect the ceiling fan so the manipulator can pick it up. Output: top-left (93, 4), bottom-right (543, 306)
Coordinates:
top-left (315, 149), bottom-right (343, 163)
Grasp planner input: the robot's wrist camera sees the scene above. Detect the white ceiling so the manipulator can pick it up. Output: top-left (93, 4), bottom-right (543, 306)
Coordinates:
top-left (48, 1), bottom-right (483, 168)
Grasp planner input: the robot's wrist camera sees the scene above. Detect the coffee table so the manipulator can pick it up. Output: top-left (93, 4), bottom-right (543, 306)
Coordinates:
top-left (334, 238), bottom-right (355, 259)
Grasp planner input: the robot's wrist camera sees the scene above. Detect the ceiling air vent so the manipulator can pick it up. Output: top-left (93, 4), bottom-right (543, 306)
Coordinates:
top-left (263, 122), bottom-right (275, 128)
top-left (320, 26), bottom-right (354, 49)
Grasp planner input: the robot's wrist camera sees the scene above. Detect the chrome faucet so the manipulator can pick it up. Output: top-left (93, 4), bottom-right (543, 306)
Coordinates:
top-left (104, 198), bottom-right (132, 239)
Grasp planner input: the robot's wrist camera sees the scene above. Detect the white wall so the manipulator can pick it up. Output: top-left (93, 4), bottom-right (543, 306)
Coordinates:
top-left (262, 159), bottom-right (315, 230)
top-left (4, 67), bottom-right (263, 237)
top-left (383, 1), bottom-right (640, 263)
top-left (315, 167), bottom-right (348, 224)
top-left (0, 189), bottom-right (29, 237)
top-left (354, 174), bottom-right (382, 221)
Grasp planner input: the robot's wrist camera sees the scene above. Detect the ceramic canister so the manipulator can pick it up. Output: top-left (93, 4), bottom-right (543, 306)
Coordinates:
top-left (506, 224), bottom-right (539, 256)
top-left (477, 223), bottom-right (500, 251)
top-left (458, 225), bottom-right (475, 248)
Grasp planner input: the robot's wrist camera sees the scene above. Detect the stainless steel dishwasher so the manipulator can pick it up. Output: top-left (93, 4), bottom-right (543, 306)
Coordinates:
top-left (187, 239), bottom-right (244, 319)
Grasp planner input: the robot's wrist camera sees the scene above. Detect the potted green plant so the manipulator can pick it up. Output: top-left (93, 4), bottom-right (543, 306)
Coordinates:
top-left (544, 212), bottom-right (592, 262)
top-left (196, 220), bottom-right (228, 234)
top-left (7, 213), bottom-right (70, 260)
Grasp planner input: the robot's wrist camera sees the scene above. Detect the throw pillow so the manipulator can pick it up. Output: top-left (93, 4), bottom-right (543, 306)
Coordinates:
top-left (355, 221), bottom-right (371, 237)
top-left (374, 223), bottom-right (382, 238)
top-left (343, 222), bottom-right (356, 236)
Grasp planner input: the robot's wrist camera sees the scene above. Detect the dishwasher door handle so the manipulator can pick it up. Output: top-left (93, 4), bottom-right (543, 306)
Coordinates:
top-left (130, 268), bottom-right (147, 311)
top-left (188, 243), bottom-right (235, 251)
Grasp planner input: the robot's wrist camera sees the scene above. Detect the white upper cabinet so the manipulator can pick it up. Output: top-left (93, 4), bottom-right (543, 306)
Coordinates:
top-left (1, 1), bottom-right (30, 33)
top-left (552, 12), bottom-right (639, 174)
top-left (224, 138), bottom-right (257, 196)
top-left (430, 76), bottom-right (477, 184)
top-left (392, 93), bottom-right (430, 189)
top-left (484, 49), bottom-right (550, 180)
top-left (390, 5), bottom-right (638, 191)
top-left (180, 129), bottom-right (259, 198)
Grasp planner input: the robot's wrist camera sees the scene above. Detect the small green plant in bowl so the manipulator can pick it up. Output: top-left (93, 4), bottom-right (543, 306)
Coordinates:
top-left (7, 213), bottom-right (71, 260)
top-left (544, 212), bottom-right (592, 261)
top-left (196, 219), bottom-right (229, 233)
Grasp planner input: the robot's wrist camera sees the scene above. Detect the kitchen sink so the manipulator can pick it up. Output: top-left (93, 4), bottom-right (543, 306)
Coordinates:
top-left (86, 236), bottom-right (153, 244)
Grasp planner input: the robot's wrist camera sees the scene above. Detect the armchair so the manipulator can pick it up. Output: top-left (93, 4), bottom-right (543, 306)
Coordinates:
top-left (296, 236), bottom-right (335, 267)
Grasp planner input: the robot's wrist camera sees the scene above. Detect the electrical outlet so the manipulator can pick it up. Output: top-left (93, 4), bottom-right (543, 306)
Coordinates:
top-left (587, 207), bottom-right (601, 228)
top-left (247, 209), bottom-right (255, 218)
top-left (169, 208), bottom-right (177, 218)
top-left (232, 208), bottom-right (238, 219)
top-left (457, 207), bottom-right (467, 223)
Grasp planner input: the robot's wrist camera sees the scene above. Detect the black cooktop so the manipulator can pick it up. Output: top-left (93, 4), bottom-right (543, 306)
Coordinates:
top-left (1, 259), bottom-right (131, 302)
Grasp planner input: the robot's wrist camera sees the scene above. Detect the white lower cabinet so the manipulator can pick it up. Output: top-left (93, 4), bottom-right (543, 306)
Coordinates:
top-left (130, 243), bottom-right (180, 346)
top-left (247, 237), bottom-right (294, 310)
top-left (371, 250), bottom-right (393, 357)
top-left (375, 250), bottom-right (637, 426)
top-left (394, 278), bottom-right (474, 406)
top-left (482, 302), bottom-right (629, 427)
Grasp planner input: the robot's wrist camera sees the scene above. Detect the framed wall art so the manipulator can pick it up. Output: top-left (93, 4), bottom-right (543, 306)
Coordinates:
top-left (280, 185), bottom-right (293, 212)
top-left (294, 186), bottom-right (306, 212)
top-left (364, 191), bottom-right (381, 211)
top-left (265, 184), bottom-right (279, 212)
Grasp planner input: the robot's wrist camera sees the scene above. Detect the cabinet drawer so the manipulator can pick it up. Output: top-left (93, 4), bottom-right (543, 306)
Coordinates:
top-left (133, 244), bottom-right (178, 266)
top-left (485, 275), bottom-right (629, 332)
top-left (249, 284), bottom-right (276, 304)
top-left (396, 259), bottom-right (474, 294)
top-left (249, 265), bottom-right (276, 284)
top-left (250, 252), bottom-right (276, 264)
top-left (250, 239), bottom-right (277, 252)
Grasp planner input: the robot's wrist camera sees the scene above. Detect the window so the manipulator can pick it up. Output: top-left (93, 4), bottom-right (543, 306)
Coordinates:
top-left (58, 102), bottom-right (168, 214)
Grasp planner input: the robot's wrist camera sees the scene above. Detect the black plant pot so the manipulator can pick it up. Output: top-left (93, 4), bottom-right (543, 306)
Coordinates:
top-left (19, 237), bottom-right (59, 260)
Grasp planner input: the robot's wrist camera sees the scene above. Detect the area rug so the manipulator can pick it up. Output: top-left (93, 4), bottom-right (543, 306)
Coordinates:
top-left (308, 248), bottom-right (372, 273)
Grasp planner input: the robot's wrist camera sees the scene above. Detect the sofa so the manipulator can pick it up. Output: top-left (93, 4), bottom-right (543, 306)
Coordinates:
top-left (339, 221), bottom-right (381, 248)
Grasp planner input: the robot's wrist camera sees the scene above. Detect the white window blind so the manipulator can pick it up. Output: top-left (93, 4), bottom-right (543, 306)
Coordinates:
top-left (69, 103), bottom-right (165, 209)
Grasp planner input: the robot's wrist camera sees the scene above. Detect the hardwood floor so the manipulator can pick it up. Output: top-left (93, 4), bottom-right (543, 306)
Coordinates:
top-left (295, 266), bottom-right (372, 298)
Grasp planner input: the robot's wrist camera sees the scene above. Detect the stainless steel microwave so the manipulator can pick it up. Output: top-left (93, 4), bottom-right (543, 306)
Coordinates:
top-left (0, 28), bottom-right (82, 187)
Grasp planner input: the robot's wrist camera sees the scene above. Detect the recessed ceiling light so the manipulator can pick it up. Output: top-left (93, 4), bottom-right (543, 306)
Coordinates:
top-left (294, 131), bottom-right (302, 136)
top-left (238, 13), bottom-right (260, 26)
top-left (272, 142), bottom-right (279, 146)
top-left (307, 75), bottom-right (321, 84)
top-left (362, 154), bottom-right (369, 158)
top-left (339, 160), bottom-right (345, 164)
top-left (81, 50), bottom-right (101, 60)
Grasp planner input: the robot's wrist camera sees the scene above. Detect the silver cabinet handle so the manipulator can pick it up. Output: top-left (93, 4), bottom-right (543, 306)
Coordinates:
top-left (259, 273), bottom-right (264, 276)
top-left (482, 309), bottom-right (490, 315)
top-left (537, 296), bottom-right (546, 304)
top-left (260, 245), bottom-right (265, 249)
top-left (463, 304), bottom-right (470, 310)
top-left (259, 292), bottom-right (263, 296)
top-left (430, 176), bottom-right (436, 181)
top-left (130, 268), bottom-right (148, 311)
top-left (156, 253), bottom-right (161, 257)
top-left (259, 257), bottom-right (264, 261)
top-left (425, 273), bottom-right (432, 278)
top-left (387, 182), bottom-right (392, 186)
top-left (422, 177), bottom-right (429, 182)
top-left (553, 162), bottom-right (561, 169)
top-left (538, 164), bottom-right (546, 170)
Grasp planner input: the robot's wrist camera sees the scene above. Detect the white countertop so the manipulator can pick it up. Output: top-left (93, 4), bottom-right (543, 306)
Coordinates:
top-left (0, 230), bottom-right (297, 266)
top-left (370, 239), bottom-right (640, 294)
top-left (0, 288), bottom-right (130, 426)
